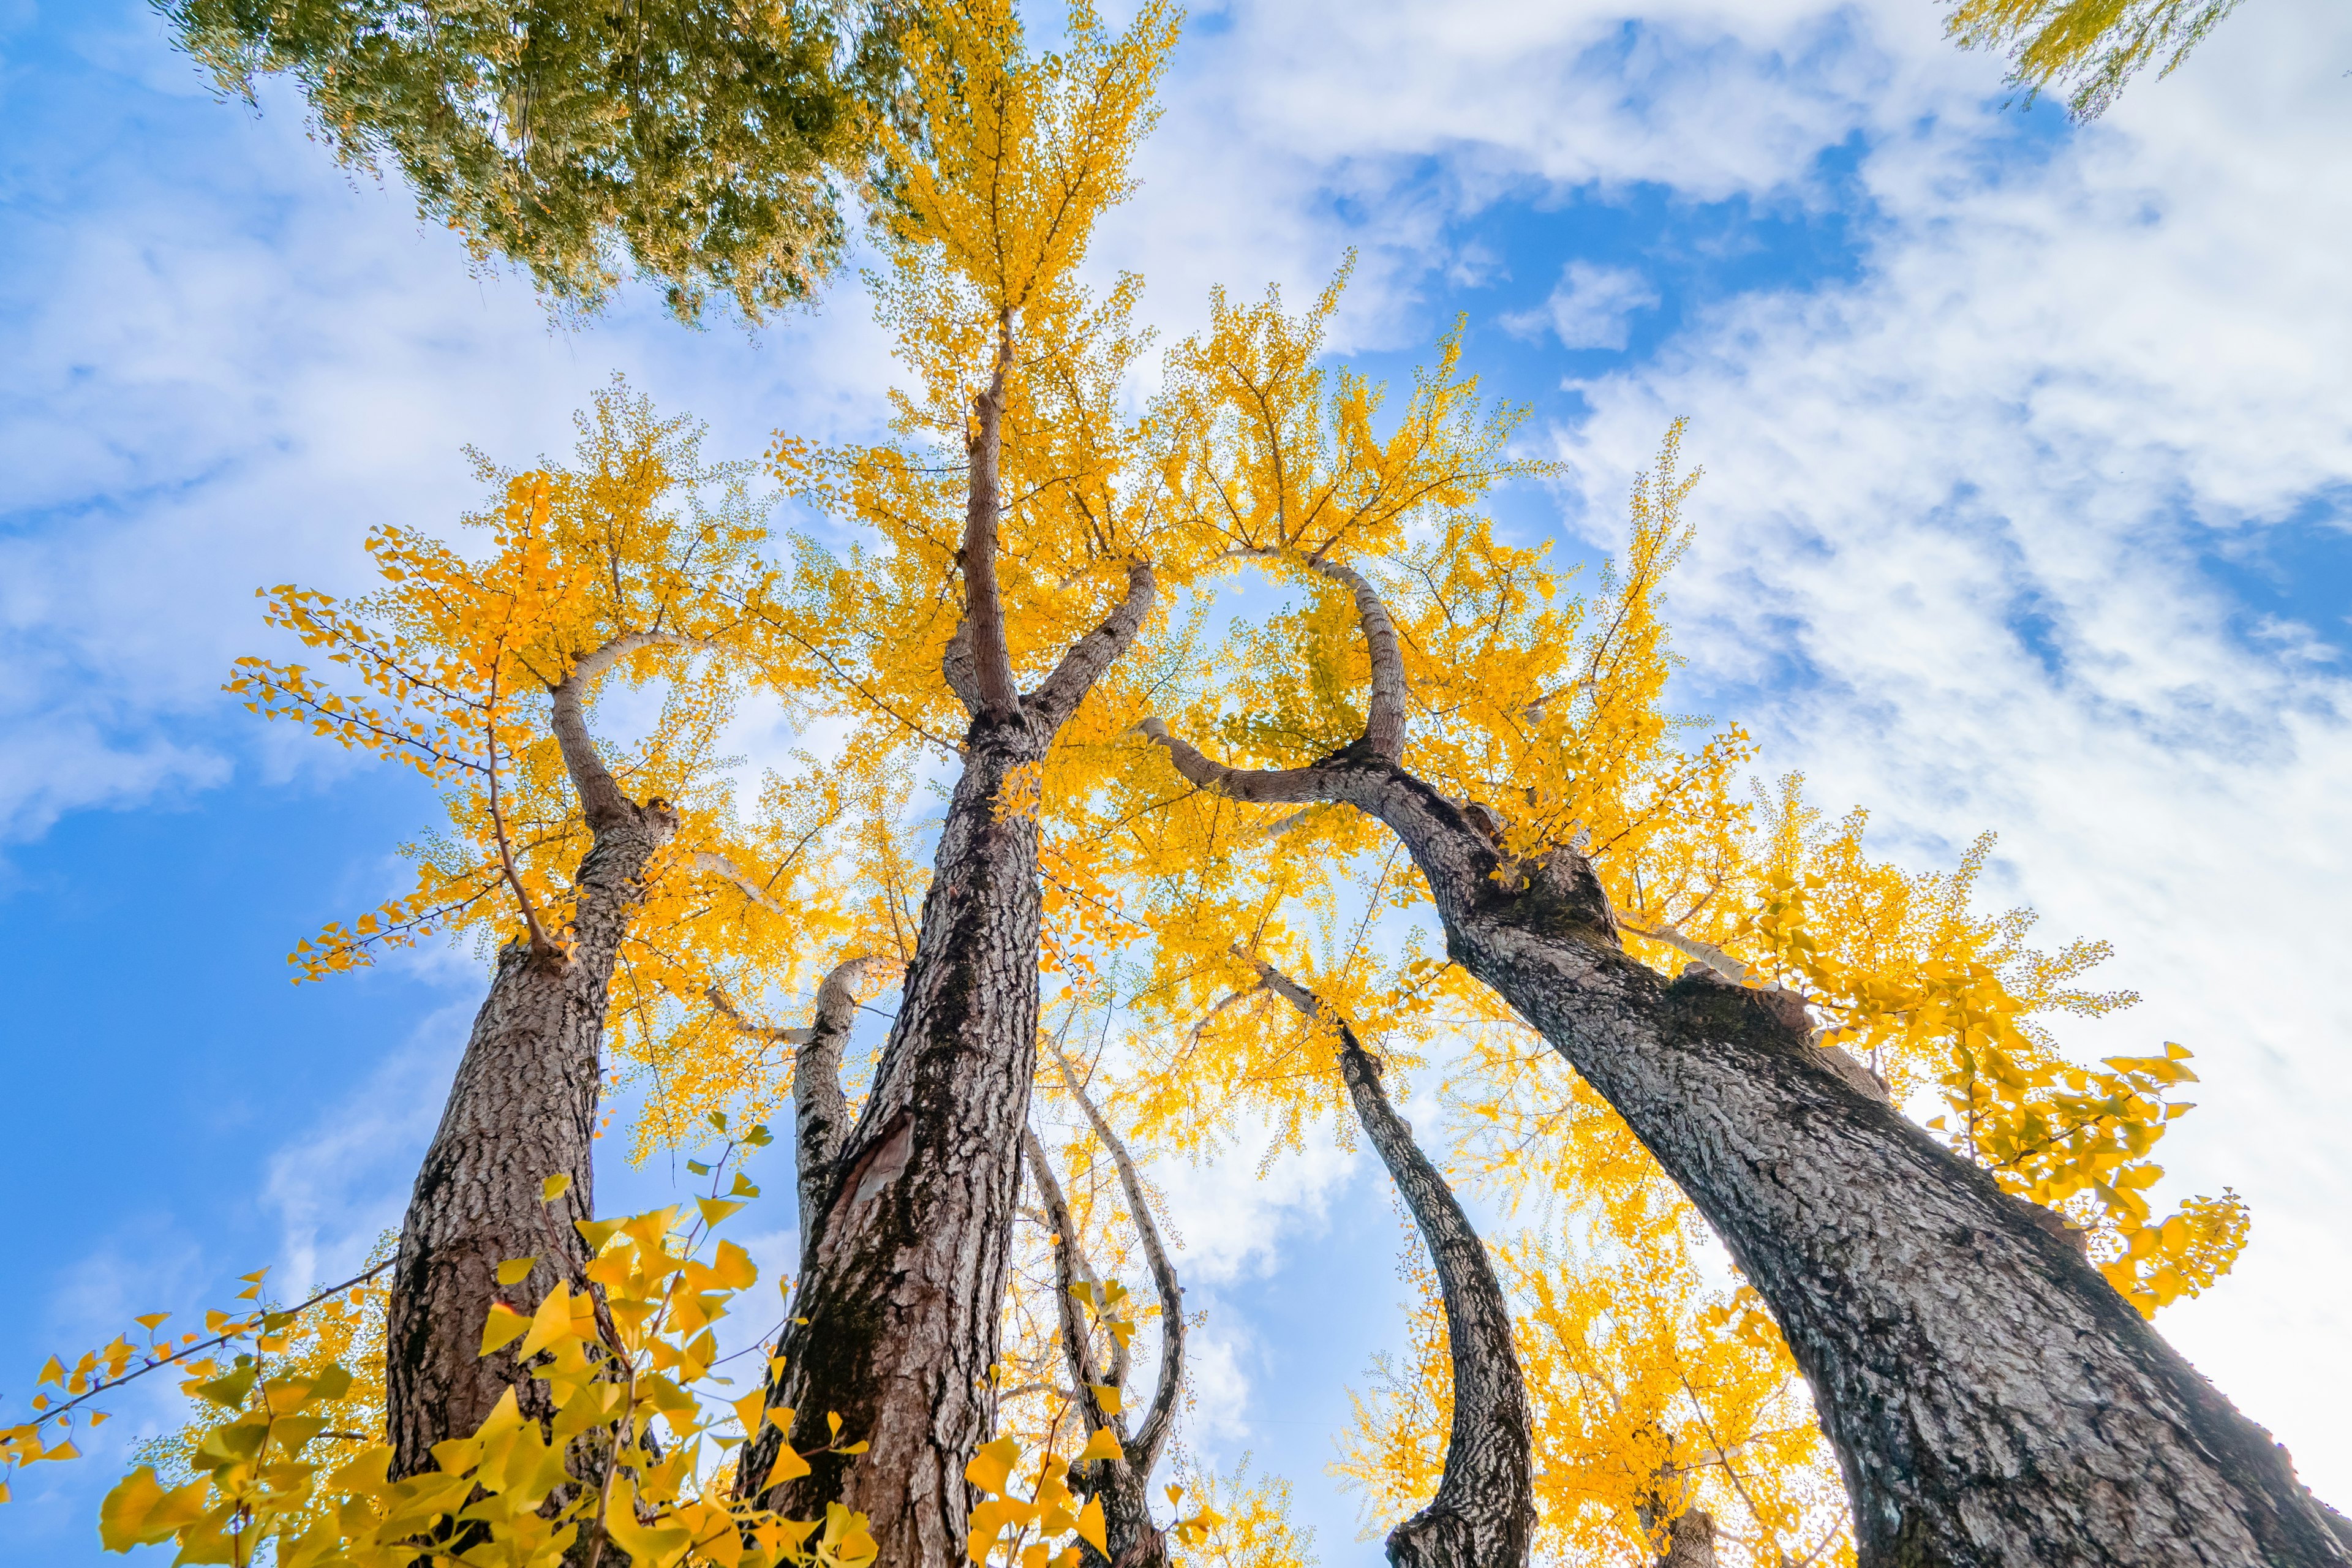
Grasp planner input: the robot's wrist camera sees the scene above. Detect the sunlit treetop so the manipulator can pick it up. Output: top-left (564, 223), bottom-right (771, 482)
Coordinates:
top-left (159, 0), bottom-right (892, 322)
top-left (228, 383), bottom-right (861, 1150)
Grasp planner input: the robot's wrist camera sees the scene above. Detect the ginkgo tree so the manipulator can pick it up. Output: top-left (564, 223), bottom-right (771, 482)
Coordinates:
top-left (16, 2), bottom-right (2350, 1566)
top-left (722, 7), bottom-right (1207, 1565)
top-left (1127, 279), bottom-right (2345, 1565)
top-left (228, 383), bottom-right (847, 1481)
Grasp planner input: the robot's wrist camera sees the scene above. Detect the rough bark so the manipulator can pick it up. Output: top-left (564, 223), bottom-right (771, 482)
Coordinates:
top-left (388, 635), bottom-right (695, 1480)
top-left (710, 952), bottom-right (888, 1268)
top-left (1251, 959), bottom-right (1534, 1568)
top-left (1138, 573), bottom-right (2352, 1568)
top-left (386, 797), bottom-right (677, 1480)
top-left (1655, 1506), bottom-right (1717, 1568)
top-left (737, 549), bottom-right (1158, 1566)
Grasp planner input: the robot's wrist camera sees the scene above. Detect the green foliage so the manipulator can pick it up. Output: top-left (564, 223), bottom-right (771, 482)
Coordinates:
top-left (1945, 0), bottom-right (2248, 119)
top-left (157, 0), bottom-right (891, 322)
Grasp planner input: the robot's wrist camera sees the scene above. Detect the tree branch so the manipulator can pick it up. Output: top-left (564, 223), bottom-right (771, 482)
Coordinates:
top-left (1050, 1046), bottom-right (1186, 1474)
top-left (943, 617), bottom-right (983, 717)
top-left (1028, 560), bottom-right (1158, 731)
top-left (961, 317), bottom-right (1021, 720)
top-left (1243, 948), bottom-right (1535, 1565)
top-left (1131, 717), bottom-right (1338, 805)
top-left (549, 629), bottom-right (716, 832)
top-left (1021, 1128), bottom-right (1115, 1420)
top-left (710, 954), bottom-right (894, 1257)
top-left (691, 851), bottom-right (790, 915)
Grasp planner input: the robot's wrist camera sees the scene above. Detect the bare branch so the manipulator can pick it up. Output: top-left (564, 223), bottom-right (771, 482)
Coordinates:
top-left (1132, 717), bottom-right (1338, 805)
top-left (1050, 1046), bottom-right (1186, 1473)
top-left (691, 851), bottom-right (790, 916)
top-left (1619, 922), bottom-right (1754, 987)
top-left (1021, 1128), bottom-right (1115, 1425)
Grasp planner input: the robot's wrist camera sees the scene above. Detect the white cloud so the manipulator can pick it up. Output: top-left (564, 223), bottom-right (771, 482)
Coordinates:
top-left (1152, 1119), bottom-right (1360, 1287)
top-left (262, 996), bottom-right (474, 1288)
top-left (1504, 260), bottom-right (1662, 349)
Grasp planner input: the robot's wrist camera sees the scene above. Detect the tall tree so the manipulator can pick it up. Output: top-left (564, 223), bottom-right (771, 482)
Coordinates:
top-left (156, 0), bottom-right (888, 322)
top-left (1132, 293), bottom-right (2346, 1567)
top-left (731, 9), bottom-right (1187, 1566)
top-left (232, 387), bottom-right (827, 1477)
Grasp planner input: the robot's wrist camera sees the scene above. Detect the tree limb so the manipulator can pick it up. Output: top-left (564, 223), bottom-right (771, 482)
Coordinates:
top-left (961, 317), bottom-right (1022, 720)
top-left (1243, 948), bottom-right (1535, 1567)
top-left (1028, 560), bottom-right (1159, 730)
top-left (691, 851), bottom-right (790, 915)
top-left (1021, 1128), bottom-right (1114, 1414)
top-left (549, 629), bottom-right (716, 832)
top-left (1050, 1045), bottom-right (1185, 1474)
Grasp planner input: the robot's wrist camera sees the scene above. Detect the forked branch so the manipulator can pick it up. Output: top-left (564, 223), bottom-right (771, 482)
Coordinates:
top-left (549, 629), bottom-right (718, 831)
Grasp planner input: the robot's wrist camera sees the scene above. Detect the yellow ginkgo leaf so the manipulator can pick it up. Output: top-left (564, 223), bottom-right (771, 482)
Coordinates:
top-left (1074, 1496), bottom-right (1107, 1554)
top-left (965, 1434), bottom-right (1021, 1498)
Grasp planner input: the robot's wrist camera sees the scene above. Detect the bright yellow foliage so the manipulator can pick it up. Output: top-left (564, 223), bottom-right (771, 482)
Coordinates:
top-left (89, 1126), bottom-right (880, 1567)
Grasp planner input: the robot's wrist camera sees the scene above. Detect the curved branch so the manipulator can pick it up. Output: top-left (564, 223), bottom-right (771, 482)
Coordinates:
top-left (1028, 560), bottom-right (1159, 732)
top-left (549, 630), bottom-right (717, 832)
top-left (1050, 1046), bottom-right (1185, 1474)
top-left (1133, 544), bottom-right (1409, 800)
top-left (1247, 951), bottom-right (1535, 1568)
top-left (1298, 554), bottom-right (1408, 761)
top-left (1131, 717), bottom-right (1338, 805)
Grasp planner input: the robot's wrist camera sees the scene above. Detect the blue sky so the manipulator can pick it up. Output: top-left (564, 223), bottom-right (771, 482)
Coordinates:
top-left (6, 0), bottom-right (2352, 1562)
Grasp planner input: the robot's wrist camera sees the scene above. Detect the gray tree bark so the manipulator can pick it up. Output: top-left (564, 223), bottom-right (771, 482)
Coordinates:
top-left (736, 333), bottom-right (1158, 1566)
top-left (387, 643), bottom-right (682, 1480)
top-left (1137, 557), bottom-right (2352, 1568)
top-left (1250, 957), bottom-right (1534, 1568)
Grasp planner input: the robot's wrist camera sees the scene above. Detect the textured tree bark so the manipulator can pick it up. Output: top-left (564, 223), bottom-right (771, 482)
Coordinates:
top-left (1251, 959), bottom-right (1534, 1568)
top-left (388, 633), bottom-right (695, 1482)
top-left (1136, 551), bottom-right (2352, 1567)
top-left (739, 717), bottom-right (1047, 1562)
top-left (712, 952), bottom-right (889, 1269)
top-left (386, 797), bottom-right (677, 1480)
top-left (1165, 747), bottom-right (2352, 1568)
top-left (1654, 1506), bottom-right (1717, 1568)
top-left (739, 550), bottom-right (1158, 1567)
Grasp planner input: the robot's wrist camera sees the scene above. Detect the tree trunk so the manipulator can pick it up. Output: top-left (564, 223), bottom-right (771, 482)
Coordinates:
top-left (385, 799), bottom-right (677, 1479)
top-left (1655, 1507), bottom-right (1717, 1568)
top-left (1251, 958), bottom-right (1534, 1568)
top-left (1333, 761), bottom-right (2350, 1568)
top-left (740, 716), bottom-right (1050, 1564)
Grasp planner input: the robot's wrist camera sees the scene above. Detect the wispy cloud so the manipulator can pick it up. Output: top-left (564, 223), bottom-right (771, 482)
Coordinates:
top-left (1502, 260), bottom-right (1662, 349)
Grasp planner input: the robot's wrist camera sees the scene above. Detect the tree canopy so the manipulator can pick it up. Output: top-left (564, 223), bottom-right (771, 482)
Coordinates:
top-left (158, 0), bottom-right (891, 321)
